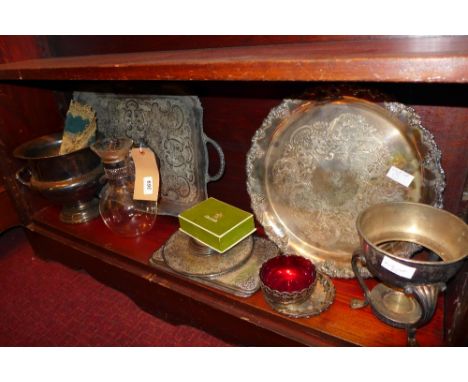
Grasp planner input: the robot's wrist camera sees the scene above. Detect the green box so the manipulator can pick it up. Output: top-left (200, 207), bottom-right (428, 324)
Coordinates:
top-left (178, 197), bottom-right (256, 253)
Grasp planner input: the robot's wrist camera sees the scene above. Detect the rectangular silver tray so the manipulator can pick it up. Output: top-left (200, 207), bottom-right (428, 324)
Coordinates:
top-left (149, 235), bottom-right (279, 298)
top-left (74, 92), bottom-right (225, 216)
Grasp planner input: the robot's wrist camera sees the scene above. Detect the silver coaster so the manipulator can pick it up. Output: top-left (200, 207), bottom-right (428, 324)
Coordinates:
top-left (162, 230), bottom-right (254, 278)
top-left (263, 273), bottom-right (335, 318)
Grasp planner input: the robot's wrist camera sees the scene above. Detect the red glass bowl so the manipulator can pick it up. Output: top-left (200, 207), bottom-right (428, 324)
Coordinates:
top-left (259, 255), bottom-right (317, 305)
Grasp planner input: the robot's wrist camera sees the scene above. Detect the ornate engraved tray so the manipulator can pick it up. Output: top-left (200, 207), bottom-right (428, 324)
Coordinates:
top-left (74, 92), bottom-right (225, 216)
top-left (247, 96), bottom-right (445, 278)
top-left (163, 231), bottom-right (254, 278)
top-left (150, 235), bottom-right (280, 297)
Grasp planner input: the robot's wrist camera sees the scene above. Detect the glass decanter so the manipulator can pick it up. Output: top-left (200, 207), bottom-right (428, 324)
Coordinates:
top-left (91, 137), bottom-right (157, 237)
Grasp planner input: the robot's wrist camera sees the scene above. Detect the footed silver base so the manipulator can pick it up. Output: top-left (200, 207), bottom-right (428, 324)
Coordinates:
top-left (60, 198), bottom-right (100, 224)
top-left (369, 283), bottom-right (422, 328)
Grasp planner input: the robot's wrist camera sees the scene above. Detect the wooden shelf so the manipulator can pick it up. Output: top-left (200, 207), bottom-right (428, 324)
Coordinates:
top-left (0, 183), bottom-right (20, 231)
top-left (1, 36), bottom-right (468, 83)
top-left (28, 206), bottom-right (444, 346)
top-left (1, 36), bottom-right (464, 346)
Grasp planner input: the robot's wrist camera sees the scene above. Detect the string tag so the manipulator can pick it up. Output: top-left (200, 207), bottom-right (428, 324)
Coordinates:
top-left (131, 147), bottom-right (159, 201)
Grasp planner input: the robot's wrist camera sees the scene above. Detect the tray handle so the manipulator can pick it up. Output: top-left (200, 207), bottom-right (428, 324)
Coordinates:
top-left (204, 135), bottom-right (225, 183)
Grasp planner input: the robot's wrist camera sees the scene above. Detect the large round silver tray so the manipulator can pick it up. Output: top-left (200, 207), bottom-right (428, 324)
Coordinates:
top-left (246, 96), bottom-right (445, 278)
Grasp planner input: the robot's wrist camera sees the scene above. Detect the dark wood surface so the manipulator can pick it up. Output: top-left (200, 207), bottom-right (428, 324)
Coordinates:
top-left (0, 36), bottom-right (466, 346)
top-left (29, 205), bottom-right (444, 347)
top-left (45, 35), bottom-right (392, 56)
top-left (0, 36), bottom-right (467, 82)
top-left (0, 183), bottom-right (19, 232)
top-left (445, 262), bottom-right (468, 345)
top-left (0, 36), bottom-right (66, 225)
top-left (0, 36), bottom-right (50, 63)
top-left (24, 226), bottom-right (304, 347)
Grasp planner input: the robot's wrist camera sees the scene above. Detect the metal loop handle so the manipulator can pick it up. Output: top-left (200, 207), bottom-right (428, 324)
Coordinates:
top-left (350, 250), bottom-right (371, 309)
top-left (15, 166), bottom-right (32, 188)
top-left (204, 134), bottom-right (225, 182)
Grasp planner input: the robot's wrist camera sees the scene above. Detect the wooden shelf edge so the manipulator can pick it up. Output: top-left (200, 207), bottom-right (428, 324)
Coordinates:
top-left (26, 209), bottom-right (445, 347)
top-left (26, 220), bottom-right (351, 346)
top-left (1, 37), bottom-right (467, 83)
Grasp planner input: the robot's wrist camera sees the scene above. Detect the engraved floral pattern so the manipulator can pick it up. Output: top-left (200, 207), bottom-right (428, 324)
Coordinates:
top-left (270, 112), bottom-right (405, 249)
top-left (74, 93), bottom-right (224, 216)
top-left (150, 236), bottom-right (280, 297)
top-left (162, 231), bottom-right (254, 277)
top-left (247, 96), bottom-right (445, 278)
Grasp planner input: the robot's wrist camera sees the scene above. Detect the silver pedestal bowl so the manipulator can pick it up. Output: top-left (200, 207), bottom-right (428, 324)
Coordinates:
top-left (351, 202), bottom-right (467, 346)
top-left (14, 133), bottom-right (103, 224)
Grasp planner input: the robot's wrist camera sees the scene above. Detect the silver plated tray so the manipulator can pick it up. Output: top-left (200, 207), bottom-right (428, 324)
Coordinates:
top-left (162, 230), bottom-right (254, 278)
top-left (150, 235), bottom-right (280, 297)
top-left (247, 96), bottom-right (445, 278)
top-left (74, 92), bottom-right (225, 216)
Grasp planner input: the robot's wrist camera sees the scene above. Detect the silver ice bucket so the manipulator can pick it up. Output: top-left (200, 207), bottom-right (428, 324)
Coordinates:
top-left (14, 133), bottom-right (103, 223)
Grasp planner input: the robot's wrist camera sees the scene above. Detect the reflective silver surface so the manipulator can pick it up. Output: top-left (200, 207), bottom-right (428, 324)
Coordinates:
top-left (150, 235), bottom-right (280, 297)
top-left (353, 201), bottom-right (468, 345)
top-left (162, 230), bottom-right (253, 278)
top-left (356, 202), bottom-right (468, 287)
top-left (247, 96), bottom-right (445, 278)
top-left (14, 132), bottom-right (103, 223)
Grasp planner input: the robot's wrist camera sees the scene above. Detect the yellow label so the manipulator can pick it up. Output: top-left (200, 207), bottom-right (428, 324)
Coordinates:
top-left (204, 212), bottom-right (223, 223)
top-left (131, 148), bottom-right (159, 201)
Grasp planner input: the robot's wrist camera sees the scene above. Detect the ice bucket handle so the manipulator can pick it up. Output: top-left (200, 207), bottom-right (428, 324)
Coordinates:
top-left (16, 166), bottom-right (32, 188)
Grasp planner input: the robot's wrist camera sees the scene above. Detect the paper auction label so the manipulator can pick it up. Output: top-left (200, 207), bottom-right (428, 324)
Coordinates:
top-left (381, 256), bottom-right (416, 279)
top-left (131, 148), bottom-right (159, 201)
top-left (386, 166), bottom-right (414, 187)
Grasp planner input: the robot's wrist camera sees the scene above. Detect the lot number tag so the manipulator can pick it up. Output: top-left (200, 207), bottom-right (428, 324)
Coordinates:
top-left (131, 148), bottom-right (159, 201)
top-left (381, 256), bottom-right (416, 279)
top-left (386, 166), bottom-right (414, 187)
